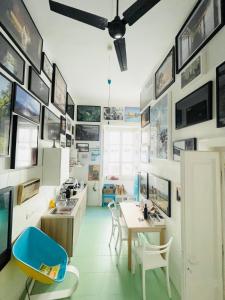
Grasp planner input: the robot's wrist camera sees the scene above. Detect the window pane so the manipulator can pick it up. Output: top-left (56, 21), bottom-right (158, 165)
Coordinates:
top-left (121, 163), bottom-right (133, 176)
top-left (122, 131), bottom-right (133, 145)
top-left (122, 146), bottom-right (133, 162)
top-left (108, 163), bottom-right (120, 176)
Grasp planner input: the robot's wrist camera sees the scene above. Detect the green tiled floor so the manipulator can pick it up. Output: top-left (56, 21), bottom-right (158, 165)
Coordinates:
top-left (32, 207), bottom-right (180, 300)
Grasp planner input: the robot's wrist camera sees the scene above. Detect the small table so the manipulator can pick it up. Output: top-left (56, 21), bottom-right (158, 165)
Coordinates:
top-left (120, 202), bottom-right (166, 271)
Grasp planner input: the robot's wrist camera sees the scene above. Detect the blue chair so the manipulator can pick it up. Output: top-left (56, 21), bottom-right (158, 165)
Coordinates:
top-left (13, 227), bottom-right (79, 299)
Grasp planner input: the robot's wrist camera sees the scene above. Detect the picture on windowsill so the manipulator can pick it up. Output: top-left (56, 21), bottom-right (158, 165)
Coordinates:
top-left (141, 106), bottom-right (150, 128)
top-left (88, 165), bottom-right (100, 181)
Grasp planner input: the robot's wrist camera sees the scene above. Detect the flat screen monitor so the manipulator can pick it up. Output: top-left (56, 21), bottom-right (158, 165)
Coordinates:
top-left (148, 174), bottom-right (171, 217)
top-left (140, 171), bottom-right (149, 199)
top-left (176, 81), bottom-right (212, 129)
top-left (0, 187), bottom-right (13, 271)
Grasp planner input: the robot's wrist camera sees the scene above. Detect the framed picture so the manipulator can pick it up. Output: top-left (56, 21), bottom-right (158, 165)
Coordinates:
top-left (0, 0), bottom-right (43, 72)
top-left (176, 81), bottom-right (212, 129)
top-left (13, 84), bottom-right (41, 124)
top-left (41, 52), bottom-right (53, 82)
top-left (173, 138), bottom-right (197, 161)
top-left (141, 106), bottom-right (150, 128)
top-left (124, 107), bottom-right (140, 122)
top-left (66, 116), bottom-right (72, 134)
top-left (104, 107), bottom-right (123, 120)
top-left (148, 174), bottom-right (171, 217)
top-left (140, 171), bottom-right (149, 199)
top-left (76, 124), bottom-right (100, 141)
top-left (176, 0), bottom-right (225, 73)
top-left (155, 47), bottom-right (175, 99)
top-left (76, 143), bottom-right (89, 152)
top-left (150, 93), bottom-right (171, 160)
top-left (141, 145), bottom-right (150, 163)
top-left (60, 116), bottom-right (66, 135)
top-left (41, 106), bottom-right (60, 142)
top-left (90, 148), bottom-right (101, 163)
top-left (11, 115), bottom-right (39, 169)
top-left (66, 134), bottom-right (72, 148)
top-left (66, 93), bottom-right (75, 120)
top-left (216, 61), bottom-right (225, 127)
top-left (0, 73), bottom-right (13, 157)
top-left (77, 105), bottom-right (101, 122)
top-left (0, 186), bottom-right (13, 271)
top-left (51, 64), bottom-right (67, 114)
top-left (88, 165), bottom-right (100, 181)
top-left (28, 67), bottom-right (50, 106)
top-left (0, 33), bottom-right (25, 84)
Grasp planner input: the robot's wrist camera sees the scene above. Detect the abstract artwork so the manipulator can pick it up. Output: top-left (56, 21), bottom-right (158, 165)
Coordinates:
top-left (42, 52), bottom-right (53, 81)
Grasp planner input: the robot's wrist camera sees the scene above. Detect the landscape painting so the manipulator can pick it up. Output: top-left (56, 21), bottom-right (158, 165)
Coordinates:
top-left (52, 64), bottom-right (67, 114)
top-left (0, 73), bottom-right (13, 156)
top-left (181, 56), bottom-right (201, 88)
top-left (41, 106), bottom-right (60, 142)
top-left (124, 107), bottom-right (140, 122)
top-left (77, 105), bottom-right (101, 122)
top-left (76, 124), bottom-right (100, 141)
top-left (104, 107), bottom-right (123, 120)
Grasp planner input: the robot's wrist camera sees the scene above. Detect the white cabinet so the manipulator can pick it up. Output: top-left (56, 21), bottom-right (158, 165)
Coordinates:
top-left (42, 148), bottom-right (70, 186)
top-left (181, 151), bottom-right (223, 300)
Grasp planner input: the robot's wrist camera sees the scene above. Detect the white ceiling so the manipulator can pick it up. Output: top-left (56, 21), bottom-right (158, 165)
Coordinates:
top-left (24, 0), bottom-right (196, 106)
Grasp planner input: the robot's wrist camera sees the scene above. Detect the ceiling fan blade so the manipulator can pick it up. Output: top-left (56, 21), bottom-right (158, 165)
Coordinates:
top-left (123, 0), bottom-right (160, 26)
top-left (49, 0), bottom-right (108, 30)
top-left (114, 38), bottom-right (127, 72)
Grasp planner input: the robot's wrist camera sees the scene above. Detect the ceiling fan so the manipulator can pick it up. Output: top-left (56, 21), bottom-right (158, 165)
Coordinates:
top-left (49, 0), bottom-right (160, 72)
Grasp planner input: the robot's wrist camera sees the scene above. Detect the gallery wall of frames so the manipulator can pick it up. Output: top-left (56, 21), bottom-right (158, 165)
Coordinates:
top-left (139, 0), bottom-right (225, 294)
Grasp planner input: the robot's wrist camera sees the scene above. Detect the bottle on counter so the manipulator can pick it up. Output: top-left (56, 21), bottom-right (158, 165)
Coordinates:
top-left (143, 204), bottom-right (148, 220)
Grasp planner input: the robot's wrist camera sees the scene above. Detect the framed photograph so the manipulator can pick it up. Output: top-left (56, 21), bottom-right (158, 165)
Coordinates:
top-left (66, 116), bottom-right (72, 134)
top-left (140, 171), bottom-right (149, 199)
top-left (76, 124), bottom-right (100, 141)
top-left (216, 61), bottom-right (225, 127)
top-left (77, 105), bottom-right (101, 122)
top-left (0, 73), bottom-right (13, 157)
top-left (60, 116), bottom-right (66, 135)
top-left (148, 174), bottom-right (171, 217)
top-left (0, 33), bottom-right (25, 84)
top-left (66, 134), bottom-right (71, 148)
top-left (41, 106), bottom-right (60, 142)
top-left (141, 106), bottom-right (150, 128)
top-left (104, 107), bottom-right (123, 120)
top-left (155, 47), bottom-right (175, 99)
top-left (11, 115), bottom-right (39, 169)
top-left (51, 64), bottom-right (67, 114)
top-left (173, 138), bottom-right (197, 162)
top-left (28, 67), bottom-right (49, 106)
top-left (141, 145), bottom-right (150, 163)
top-left (14, 84), bottom-right (41, 124)
top-left (176, 81), bottom-right (212, 129)
top-left (66, 93), bottom-right (75, 120)
top-left (150, 93), bottom-right (171, 160)
top-left (41, 52), bottom-right (53, 82)
top-left (76, 143), bottom-right (89, 152)
top-left (124, 107), bottom-right (140, 122)
top-left (176, 0), bottom-right (225, 73)
top-left (88, 165), bottom-right (100, 181)
top-left (0, 0), bottom-right (43, 72)
top-left (60, 134), bottom-right (66, 148)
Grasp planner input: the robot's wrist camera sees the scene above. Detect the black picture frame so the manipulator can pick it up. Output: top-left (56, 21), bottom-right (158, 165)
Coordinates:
top-left (216, 61), bottom-right (225, 128)
top-left (148, 174), bottom-right (171, 217)
top-left (181, 55), bottom-right (202, 88)
top-left (76, 143), bottom-right (89, 152)
top-left (60, 116), bottom-right (66, 135)
top-left (103, 107), bottom-right (123, 121)
top-left (77, 105), bottom-right (101, 122)
top-left (51, 64), bottom-right (67, 114)
top-left (13, 84), bottom-right (41, 124)
top-left (140, 171), bottom-right (149, 200)
top-left (41, 106), bottom-right (60, 141)
top-left (28, 67), bottom-right (50, 106)
top-left (175, 81), bottom-right (213, 129)
top-left (155, 47), bottom-right (175, 99)
top-left (173, 138), bottom-right (197, 161)
top-left (66, 93), bottom-right (75, 120)
top-left (41, 52), bottom-right (53, 82)
top-left (0, 73), bottom-right (13, 157)
top-left (141, 106), bottom-right (150, 128)
top-left (66, 134), bottom-right (71, 147)
top-left (0, 0), bottom-right (43, 73)
top-left (0, 33), bottom-right (25, 84)
top-left (176, 0), bottom-right (225, 73)
top-left (0, 186), bottom-right (13, 271)
top-left (76, 124), bottom-right (100, 141)
top-left (11, 115), bottom-right (39, 169)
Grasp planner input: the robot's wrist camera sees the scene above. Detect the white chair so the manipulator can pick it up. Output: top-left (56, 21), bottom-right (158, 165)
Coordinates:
top-left (132, 234), bottom-right (173, 300)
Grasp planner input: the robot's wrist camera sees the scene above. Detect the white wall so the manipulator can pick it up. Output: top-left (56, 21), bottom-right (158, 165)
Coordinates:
top-left (141, 23), bottom-right (225, 296)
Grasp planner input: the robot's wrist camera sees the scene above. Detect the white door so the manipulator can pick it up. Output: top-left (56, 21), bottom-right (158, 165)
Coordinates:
top-left (181, 151), bottom-right (223, 300)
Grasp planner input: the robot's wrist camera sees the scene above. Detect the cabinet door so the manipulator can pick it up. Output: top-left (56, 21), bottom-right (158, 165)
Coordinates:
top-left (181, 151), bottom-right (223, 300)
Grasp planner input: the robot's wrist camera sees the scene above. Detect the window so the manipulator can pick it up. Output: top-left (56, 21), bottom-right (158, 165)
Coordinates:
top-left (103, 126), bottom-right (140, 179)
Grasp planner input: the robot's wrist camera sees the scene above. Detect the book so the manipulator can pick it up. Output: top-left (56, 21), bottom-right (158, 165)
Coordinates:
top-left (39, 263), bottom-right (60, 279)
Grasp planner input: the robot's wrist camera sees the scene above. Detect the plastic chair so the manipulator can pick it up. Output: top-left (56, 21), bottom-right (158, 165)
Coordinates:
top-left (132, 234), bottom-right (173, 300)
top-left (13, 227), bottom-right (79, 300)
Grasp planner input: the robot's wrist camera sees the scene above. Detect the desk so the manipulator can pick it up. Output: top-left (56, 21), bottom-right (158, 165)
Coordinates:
top-left (120, 202), bottom-right (166, 271)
